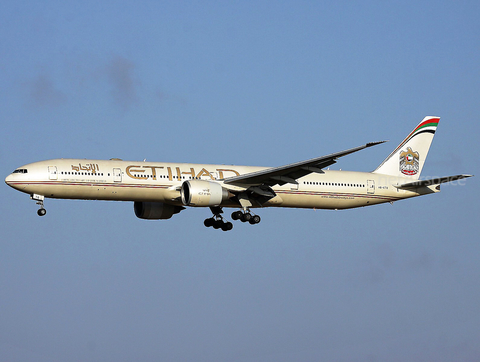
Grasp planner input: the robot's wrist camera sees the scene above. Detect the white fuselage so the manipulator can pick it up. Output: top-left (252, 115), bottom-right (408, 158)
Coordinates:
top-left (5, 158), bottom-right (436, 210)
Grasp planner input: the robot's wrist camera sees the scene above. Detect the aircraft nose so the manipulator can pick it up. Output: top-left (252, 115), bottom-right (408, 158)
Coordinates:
top-left (5, 173), bottom-right (25, 192)
top-left (5, 173), bottom-right (14, 187)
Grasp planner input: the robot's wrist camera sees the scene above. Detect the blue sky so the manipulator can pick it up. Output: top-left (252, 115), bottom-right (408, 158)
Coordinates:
top-left (1, 1), bottom-right (479, 361)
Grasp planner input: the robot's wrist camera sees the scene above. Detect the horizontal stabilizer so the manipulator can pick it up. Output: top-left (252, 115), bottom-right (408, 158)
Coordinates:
top-left (396, 174), bottom-right (473, 189)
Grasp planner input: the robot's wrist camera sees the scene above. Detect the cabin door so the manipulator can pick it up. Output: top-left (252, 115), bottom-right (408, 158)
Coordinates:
top-left (113, 168), bottom-right (122, 182)
top-left (48, 166), bottom-right (58, 180)
top-left (367, 180), bottom-right (375, 194)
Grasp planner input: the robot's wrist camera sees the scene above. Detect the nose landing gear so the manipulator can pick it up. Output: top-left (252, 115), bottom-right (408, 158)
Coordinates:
top-left (31, 194), bottom-right (47, 217)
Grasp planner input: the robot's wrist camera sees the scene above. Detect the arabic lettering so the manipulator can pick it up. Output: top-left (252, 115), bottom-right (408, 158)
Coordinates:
top-left (71, 163), bottom-right (100, 173)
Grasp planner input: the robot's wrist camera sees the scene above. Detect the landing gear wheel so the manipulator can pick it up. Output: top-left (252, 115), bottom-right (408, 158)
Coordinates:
top-left (213, 219), bottom-right (224, 229)
top-left (204, 217), bottom-right (215, 227)
top-left (37, 208), bottom-right (47, 217)
top-left (221, 222), bottom-right (233, 231)
top-left (249, 215), bottom-right (261, 224)
top-left (241, 212), bottom-right (252, 223)
top-left (231, 211), bottom-right (243, 220)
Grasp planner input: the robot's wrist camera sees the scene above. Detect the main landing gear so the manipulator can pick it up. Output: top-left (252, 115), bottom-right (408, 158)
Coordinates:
top-left (204, 207), bottom-right (261, 231)
top-left (31, 194), bottom-right (47, 217)
top-left (204, 206), bottom-right (233, 231)
top-left (231, 210), bottom-right (261, 225)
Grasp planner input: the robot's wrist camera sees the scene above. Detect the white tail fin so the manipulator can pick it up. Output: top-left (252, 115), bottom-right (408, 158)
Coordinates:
top-left (373, 116), bottom-right (439, 180)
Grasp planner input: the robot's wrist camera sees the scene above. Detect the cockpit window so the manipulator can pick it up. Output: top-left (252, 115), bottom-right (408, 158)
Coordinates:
top-left (13, 169), bottom-right (28, 174)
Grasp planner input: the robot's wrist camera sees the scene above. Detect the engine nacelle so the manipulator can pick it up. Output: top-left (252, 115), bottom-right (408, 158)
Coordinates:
top-left (134, 201), bottom-right (184, 220)
top-left (181, 180), bottom-right (230, 207)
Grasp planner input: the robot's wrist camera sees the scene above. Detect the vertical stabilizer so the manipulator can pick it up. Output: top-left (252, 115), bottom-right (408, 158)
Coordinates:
top-left (373, 116), bottom-right (439, 180)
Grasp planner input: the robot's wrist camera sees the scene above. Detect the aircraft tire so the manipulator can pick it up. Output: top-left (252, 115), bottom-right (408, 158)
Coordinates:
top-left (231, 211), bottom-right (242, 220)
top-left (221, 222), bottom-right (233, 231)
top-left (213, 220), bottom-right (223, 229)
top-left (249, 215), bottom-right (261, 224)
top-left (241, 212), bottom-right (252, 222)
top-left (37, 208), bottom-right (46, 216)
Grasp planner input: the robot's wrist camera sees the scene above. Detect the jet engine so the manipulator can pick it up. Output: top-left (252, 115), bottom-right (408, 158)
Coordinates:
top-left (181, 180), bottom-right (230, 207)
top-left (134, 201), bottom-right (184, 220)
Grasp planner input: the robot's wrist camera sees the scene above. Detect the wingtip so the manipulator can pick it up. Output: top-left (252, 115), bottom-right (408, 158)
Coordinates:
top-left (366, 140), bottom-right (388, 147)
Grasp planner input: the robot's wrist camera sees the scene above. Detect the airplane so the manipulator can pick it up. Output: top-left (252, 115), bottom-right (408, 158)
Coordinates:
top-left (5, 116), bottom-right (472, 231)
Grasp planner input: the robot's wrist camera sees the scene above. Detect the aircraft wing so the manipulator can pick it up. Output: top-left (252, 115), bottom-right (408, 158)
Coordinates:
top-left (223, 141), bottom-right (386, 187)
top-left (396, 174), bottom-right (473, 189)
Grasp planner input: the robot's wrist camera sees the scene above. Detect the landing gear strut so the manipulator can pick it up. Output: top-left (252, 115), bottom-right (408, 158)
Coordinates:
top-left (31, 194), bottom-right (47, 217)
top-left (204, 206), bottom-right (233, 231)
